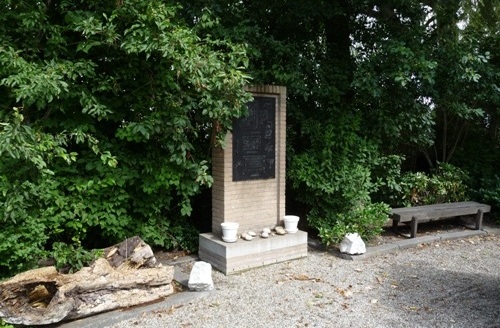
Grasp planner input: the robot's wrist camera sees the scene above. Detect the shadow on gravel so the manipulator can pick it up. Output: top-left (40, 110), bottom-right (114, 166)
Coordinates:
top-left (382, 263), bottom-right (500, 328)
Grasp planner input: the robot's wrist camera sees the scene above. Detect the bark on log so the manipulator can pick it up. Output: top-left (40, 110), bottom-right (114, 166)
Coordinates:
top-left (103, 235), bottom-right (157, 269)
top-left (0, 237), bottom-right (174, 326)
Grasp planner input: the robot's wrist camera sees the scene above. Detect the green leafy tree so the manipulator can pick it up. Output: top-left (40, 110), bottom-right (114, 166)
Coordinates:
top-left (1, 0), bottom-right (497, 273)
top-left (180, 0), bottom-right (498, 244)
top-left (180, 1), bottom-right (399, 243)
top-left (0, 1), bottom-right (251, 277)
top-left (352, 1), bottom-right (499, 168)
top-left (452, 0), bottom-right (500, 215)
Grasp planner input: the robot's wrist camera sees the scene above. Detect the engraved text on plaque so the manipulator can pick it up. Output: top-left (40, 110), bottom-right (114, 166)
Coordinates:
top-left (232, 96), bottom-right (276, 181)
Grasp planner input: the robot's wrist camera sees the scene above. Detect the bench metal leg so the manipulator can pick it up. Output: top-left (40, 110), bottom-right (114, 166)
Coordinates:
top-left (410, 217), bottom-right (418, 238)
top-left (475, 209), bottom-right (484, 230)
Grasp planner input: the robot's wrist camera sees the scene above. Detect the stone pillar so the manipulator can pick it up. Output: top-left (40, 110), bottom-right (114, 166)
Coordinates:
top-left (199, 85), bottom-right (307, 275)
top-left (211, 85), bottom-right (286, 235)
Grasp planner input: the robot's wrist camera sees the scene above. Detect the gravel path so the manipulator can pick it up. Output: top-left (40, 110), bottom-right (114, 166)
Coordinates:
top-left (112, 234), bottom-right (500, 328)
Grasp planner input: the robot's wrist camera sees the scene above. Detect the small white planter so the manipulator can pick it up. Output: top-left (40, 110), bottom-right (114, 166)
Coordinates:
top-left (283, 215), bottom-right (300, 233)
top-left (221, 222), bottom-right (239, 243)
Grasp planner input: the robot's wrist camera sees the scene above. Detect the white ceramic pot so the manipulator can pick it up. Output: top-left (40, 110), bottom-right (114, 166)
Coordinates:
top-left (221, 222), bottom-right (239, 242)
top-left (283, 215), bottom-right (300, 233)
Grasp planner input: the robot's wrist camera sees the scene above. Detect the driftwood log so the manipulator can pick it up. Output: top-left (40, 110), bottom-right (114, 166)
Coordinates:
top-left (0, 237), bottom-right (174, 326)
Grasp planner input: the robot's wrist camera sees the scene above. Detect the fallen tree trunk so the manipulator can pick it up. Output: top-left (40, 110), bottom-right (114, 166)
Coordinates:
top-left (0, 237), bottom-right (174, 326)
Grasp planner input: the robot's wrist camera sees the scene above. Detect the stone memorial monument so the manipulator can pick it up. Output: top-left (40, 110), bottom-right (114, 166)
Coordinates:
top-left (199, 85), bottom-right (307, 274)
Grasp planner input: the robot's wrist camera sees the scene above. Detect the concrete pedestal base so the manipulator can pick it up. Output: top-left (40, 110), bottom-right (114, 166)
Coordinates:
top-left (199, 231), bottom-right (308, 275)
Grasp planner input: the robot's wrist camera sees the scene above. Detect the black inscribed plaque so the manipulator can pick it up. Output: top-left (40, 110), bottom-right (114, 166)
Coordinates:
top-left (233, 96), bottom-right (276, 181)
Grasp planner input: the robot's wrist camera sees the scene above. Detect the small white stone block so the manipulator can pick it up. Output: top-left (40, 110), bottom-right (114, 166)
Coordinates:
top-left (188, 261), bottom-right (214, 291)
top-left (339, 233), bottom-right (366, 255)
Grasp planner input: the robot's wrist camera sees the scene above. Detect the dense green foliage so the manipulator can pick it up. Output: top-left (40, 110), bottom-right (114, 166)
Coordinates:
top-left (475, 175), bottom-right (500, 223)
top-left (0, 319), bottom-right (14, 328)
top-left (396, 163), bottom-right (470, 207)
top-left (0, 1), bottom-right (250, 277)
top-left (182, 0), bottom-right (499, 244)
top-left (0, 1), bottom-right (498, 276)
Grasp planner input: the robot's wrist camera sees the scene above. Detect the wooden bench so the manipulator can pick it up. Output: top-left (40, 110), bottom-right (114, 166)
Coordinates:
top-left (391, 201), bottom-right (491, 238)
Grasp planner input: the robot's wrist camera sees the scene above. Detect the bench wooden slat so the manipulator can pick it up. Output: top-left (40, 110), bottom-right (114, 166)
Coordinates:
top-left (391, 202), bottom-right (491, 223)
top-left (391, 201), bottom-right (481, 213)
top-left (393, 206), bottom-right (490, 222)
top-left (391, 201), bottom-right (489, 213)
top-left (390, 201), bottom-right (491, 238)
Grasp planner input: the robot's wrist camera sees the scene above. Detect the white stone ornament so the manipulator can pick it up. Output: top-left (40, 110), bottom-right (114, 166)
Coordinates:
top-left (274, 226), bottom-right (287, 235)
top-left (188, 261), bottom-right (214, 291)
top-left (241, 232), bottom-right (254, 241)
top-left (339, 233), bottom-right (366, 255)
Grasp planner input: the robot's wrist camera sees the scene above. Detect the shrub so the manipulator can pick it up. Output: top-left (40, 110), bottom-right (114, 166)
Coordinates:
top-left (288, 118), bottom-right (398, 246)
top-left (0, 179), bottom-right (50, 276)
top-left (476, 175), bottom-right (500, 222)
top-left (52, 242), bottom-right (103, 273)
top-left (0, 320), bottom-right (14, 328)
top-left (0, 2), bottom-right (250, 278)
top-left (397, 163), bottom-right (470, 206)
top-left (315, 202), bottom-right (391, 246)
